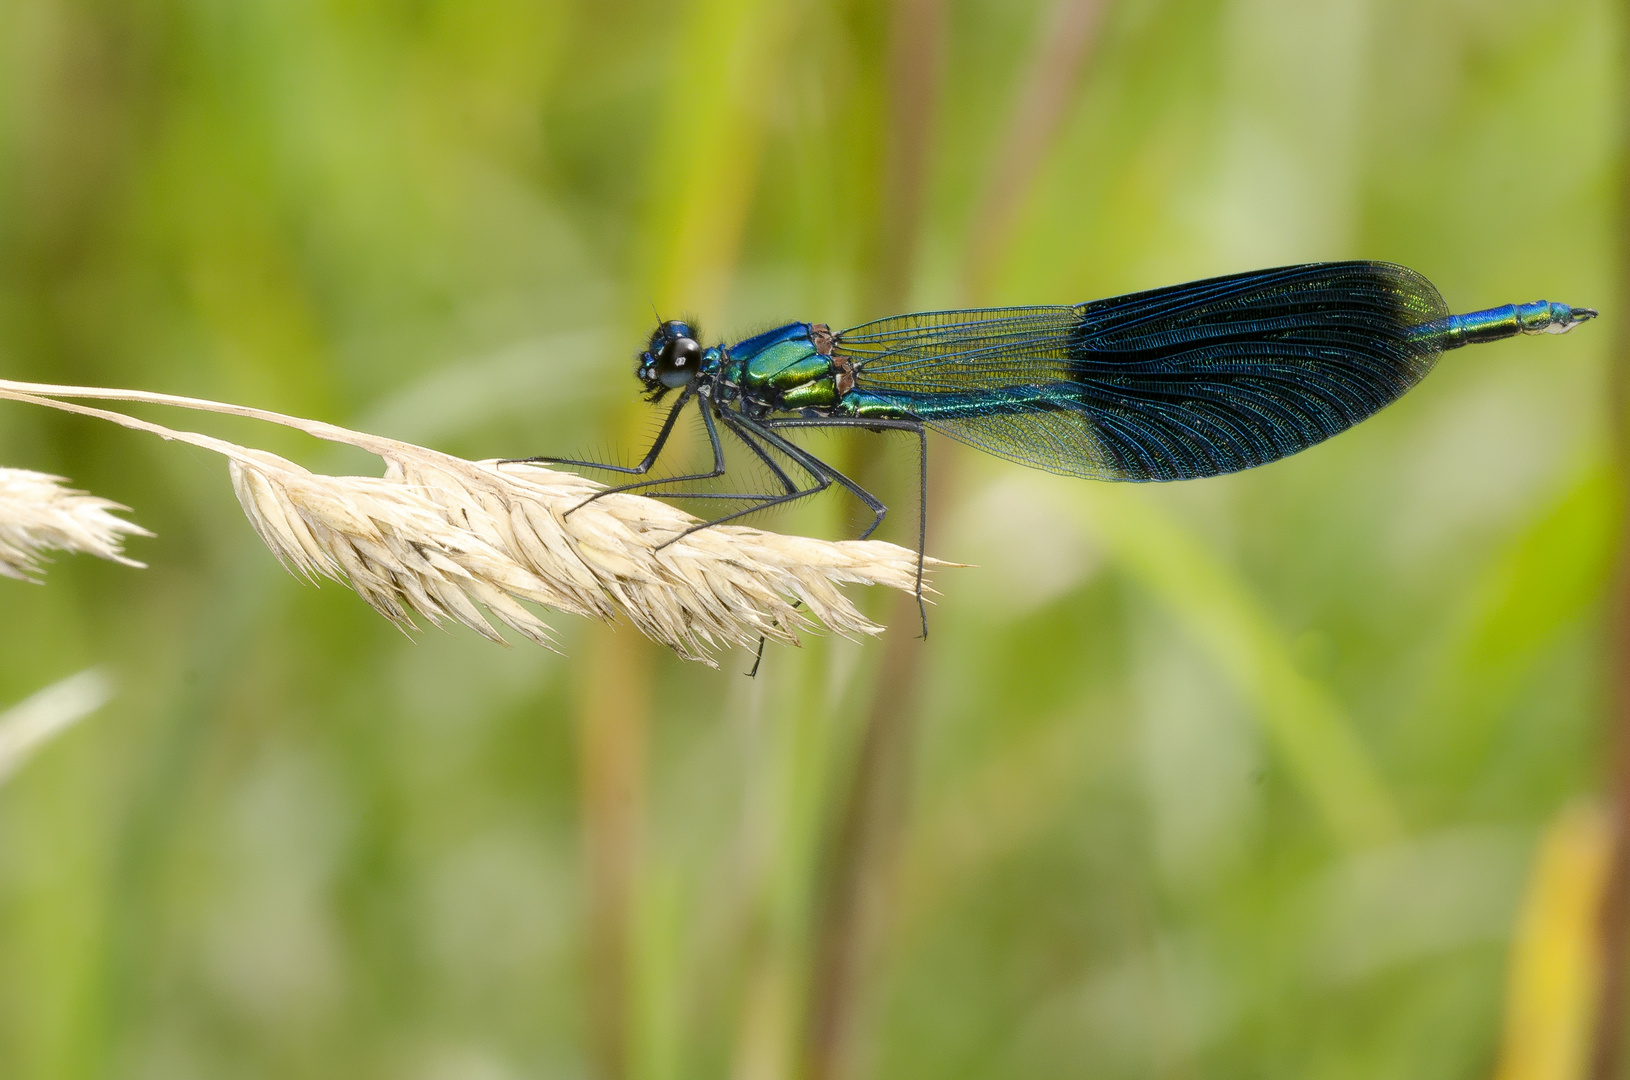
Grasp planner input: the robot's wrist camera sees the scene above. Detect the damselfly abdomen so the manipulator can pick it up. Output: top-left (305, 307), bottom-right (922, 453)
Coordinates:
top-left (513, 261), bottom-right (1596, 645)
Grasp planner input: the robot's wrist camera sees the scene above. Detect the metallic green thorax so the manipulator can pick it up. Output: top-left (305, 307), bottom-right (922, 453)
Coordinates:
top-left (743, 340), bottom-right (837, 408)
top-left (722, 322), bottom-right (853, 414)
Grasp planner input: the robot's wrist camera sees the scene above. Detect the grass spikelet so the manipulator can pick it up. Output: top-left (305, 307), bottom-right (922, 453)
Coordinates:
top-left (0, 468), bottom-right (151, 581)
top-left (228, 450), bottom-right (561, 648)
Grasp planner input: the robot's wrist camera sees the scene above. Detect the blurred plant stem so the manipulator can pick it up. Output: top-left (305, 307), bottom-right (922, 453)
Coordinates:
top-left (805, 3), bottom-right (1108, 1077)
top-left (861, 0), bottom-right (946, 317)
top-left (578, 623), bottom-right (649, 1080)
top-left (961, 0), bottom-right (1110, 304)
top-left (1497, 804), bottom-right (1610, 1080)
top-left (0, 669), bottom-right (111, 788)
top-left (71, 549), bottom-right (278, 1080)
top-left (1588, 3), bottom-right (1630, 1069)
top-left (803, 1), bottom-right (945, 1075)
top-left (1058, 479), bottom-right (1402, 846)
top-left (573, 1), bottom-right (792, 1077)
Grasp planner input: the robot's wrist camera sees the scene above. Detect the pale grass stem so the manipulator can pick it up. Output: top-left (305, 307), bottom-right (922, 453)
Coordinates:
top-left (0, 467), bottom-right (151, 581)
top-left (0, 669), bottom-right (114, 787)
top-left (0, 380), bottom-right (944, 665)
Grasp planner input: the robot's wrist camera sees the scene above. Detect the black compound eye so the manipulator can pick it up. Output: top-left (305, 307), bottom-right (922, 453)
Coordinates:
top-left (657, 336), bottom-right (701, 387)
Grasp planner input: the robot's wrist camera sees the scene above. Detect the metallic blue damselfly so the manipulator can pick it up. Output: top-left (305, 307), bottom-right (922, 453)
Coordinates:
top-left (513, 261), bottom-right (1596, 653)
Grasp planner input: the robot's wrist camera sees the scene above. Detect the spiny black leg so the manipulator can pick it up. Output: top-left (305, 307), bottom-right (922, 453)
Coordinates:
top-left (697, 416), bottom-right (923, 616)
top-left (649, 412), bottom-right (836, 550)
top-left (630, 410), bottom-right (812, 504)
top-left (629, 490), bottom-right (794, 501)
top-left (651, 481), bottom-right (834, 545)
top-left (737, 417), bottom-right (886, 535)
top-left (629, 408), bottom-right (803, 500)
top-left (740, 419), bottom-right (930, 634)
top-left (717, 407), bottom-right (835, 502)
top-left (756, 416), bottom-right (924, 539)
top-left (566, 395), bottom-right (729, 516)
top-left (566, 399), bottom-right (811, 516)
top-left (651, 464), bottom-right (831, 547)
top-left (725, 412), bottom-right (800, 496)
top-left (745, 598), bottom-right (806, 678)
top-left (910, 422), bottom-right (927, 637)
top-left (501, 388), bottom-right (695, 475)
top-left (760, 416), bottom-right (930, 637)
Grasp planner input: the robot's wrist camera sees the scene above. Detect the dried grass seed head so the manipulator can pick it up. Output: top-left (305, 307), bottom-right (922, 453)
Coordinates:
top-left (0, 381), bottom-right (944, 665)
top-left (0, 468), bottom-right (151, 581)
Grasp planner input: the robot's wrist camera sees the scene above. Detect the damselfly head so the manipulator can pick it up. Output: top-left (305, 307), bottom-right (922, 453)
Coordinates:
top-left (637, 320), bottom-right (703, 400)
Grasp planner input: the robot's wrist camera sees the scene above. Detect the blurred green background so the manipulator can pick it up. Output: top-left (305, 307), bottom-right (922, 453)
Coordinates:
top-left (0, 0), bottom-right (1618, 1078)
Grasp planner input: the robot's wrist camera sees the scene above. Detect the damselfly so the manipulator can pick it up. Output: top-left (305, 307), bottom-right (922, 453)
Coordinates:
top-left (513, 261), bottom-right (1595, 644)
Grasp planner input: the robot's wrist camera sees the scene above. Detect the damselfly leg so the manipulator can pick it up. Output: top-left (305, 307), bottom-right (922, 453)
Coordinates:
top-left (506, 394), bottom-right (934, 648)
top-left (757, 415), bottom-right (930, 637)
top-left (503, 387), bottom-right (696, 476)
